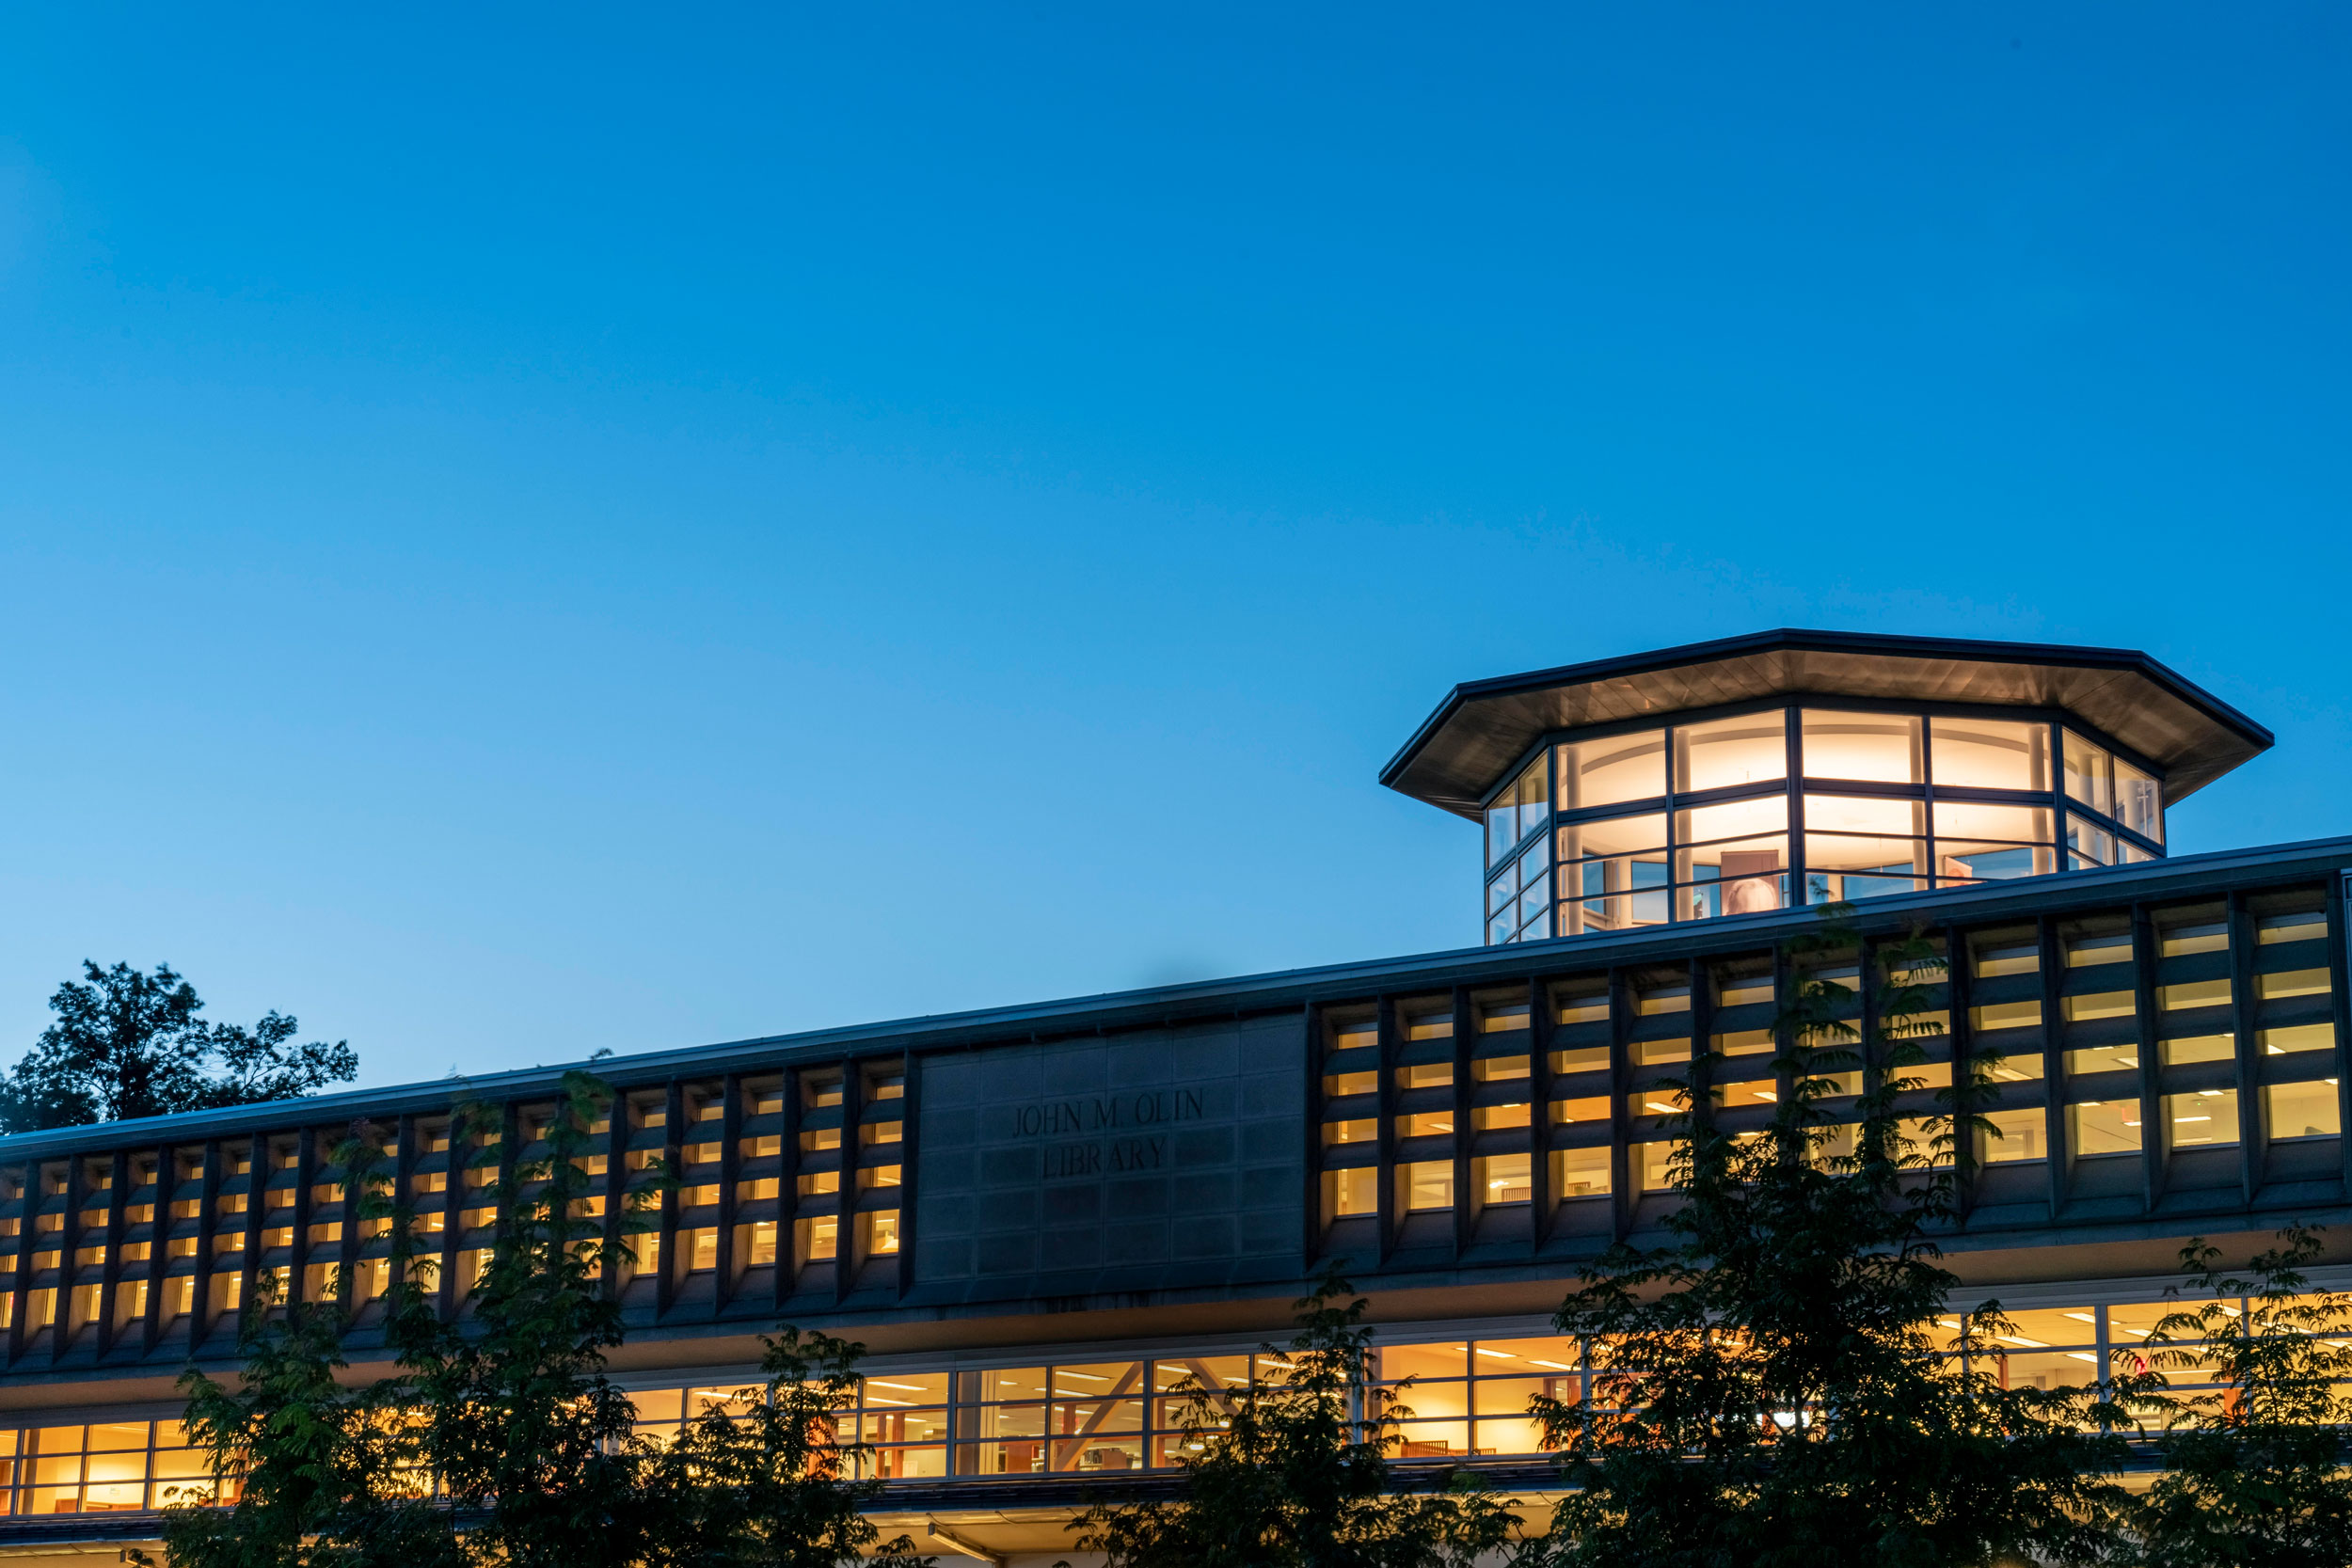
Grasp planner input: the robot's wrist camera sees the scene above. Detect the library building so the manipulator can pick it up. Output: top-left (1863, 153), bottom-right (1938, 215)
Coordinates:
top-left (2, 628), bottom-right (2347, 1565)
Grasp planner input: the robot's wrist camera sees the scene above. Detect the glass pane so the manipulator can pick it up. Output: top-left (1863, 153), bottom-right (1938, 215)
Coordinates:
top-left (1806, 865), bottom-right (1929, 906)
top-left (1934, 801), bottom-right (2053, 844)
top-left (1517, 835), bottom-right (1552, 881)
top-left (2066, 819), bottom-right (2116, 866)
top-left (1557, 731), bottom-right (1665, 812)
top-left (1980, 1107), bottom-right (2046, 1163)
top-left (1802, 710), bottom-right (1923, 784)
top-left (1550, 1095), bottom-right (1610, 1125)
top-left (1629, 1087), bottom-right (1685, 1119)
top-left (1806, 833), bottom-right (1928, 876)
top-left (1560, 853), bottom-right (1670, 934)
top-left (1986, 1349), bottom-right (2100, 1390)
top-left (1674, 834), bottom-right (1788, 921)
top-left (1931, 719), bottom-right (2051, 792)
top-left (1053, 1362), bottom-right (1143, 1401)
top-left (2062, 990), bottom-right (2134, 1022)
top-left (1675, 797), bottom-right (1788, 845)
top-left (2164, 978), bottom-right (2232, 1012)
top-left (1401, 1161), bottom-right (1454, 1211)
top-left (2062, 731), bottom-right (2114, 815)
top-left (1486, 801), bottom-right (1518, 867)
top-left (1676, 875), bottom-right (1788, 923)
top-left (2069, 1101), bottom-right (2142, 1155)
top-left (1378, 1341), bottom-right (1469, 1382)
top-left (1637, 1140), bottom-right (1680, 1190)
top-left (1557, 813), bottom-right (1666, 859)
top-left (1324, 1166), bottom-right (1377, 1217)
top-left (1551, 1146), bottom-right (1611, 1196)
top-left (2114, 758), bottom-right (2163, 842)
top-left (2262, 1023), bottom-right (2335, 1055)
top-left (2265, 1081), bottom-right (2341, 1140)
top-left (2066, 1041), bottom-right (2141, 1074)
top-left (2166, 1089), bottom-right (2240, 1147)
top-left (1994, 1307), bottom-right (2099, 1348)
top-left (1515, 757), bottom-right (1549, 844)
top-left (1674, 713), bottom-right (1788, 793)
top-left (2259, 911), bottom-right (2326, 944)
top-left (2258, 969), bottom-right (2330, 1002)
top-left (2067, 932), bottom-right (2133, 968)
top-left (2160, 918), bottom-right (2228, 957)
top-left (1805, 794), bottom-right (1926, 836)
top-left (2161, 1034), bottom-right (2234, 1066)
top-left (1475, 1153), bottom-right (1533, 1204)
top-left (1473, 1336), bottom-right (1581, 1370)
top-left (1486, 864), bottom-right (1518, 914)
top-left (1394, 1421), bottom-right (1471, 1458)
top-left (86, 1423), bottom-right (149, 1452)
top-left (1936, 841), bottom-right (2057, 883)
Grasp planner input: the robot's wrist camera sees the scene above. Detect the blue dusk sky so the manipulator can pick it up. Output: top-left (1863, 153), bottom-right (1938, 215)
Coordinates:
top-left (0, 7), bottom-right (2345, 1089)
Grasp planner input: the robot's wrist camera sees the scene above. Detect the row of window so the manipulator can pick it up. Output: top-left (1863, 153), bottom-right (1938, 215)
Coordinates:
top-left (1327, 898), bottom-right (2341, 1224)
top-left (0, 1299), bottom-right (2257, 1509)
top-left (0, 1063), bottom-right (911, 1351)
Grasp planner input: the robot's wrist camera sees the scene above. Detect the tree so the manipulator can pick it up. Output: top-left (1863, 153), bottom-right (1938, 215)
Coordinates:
top-left (148, 1133), bottom-right (458, 1568)
top-left (2130, 1224), bottom-right (2352, 1567)
top-left (639, 1327), bottom-right (929, 1568)
top-left (1069, 1265), bottom-right (1518, 1568)
top-left (152, 1072), bottom-right (926, 1568)
top-left (393, 1072), bottom-right (653, 1568)
top-left (0, 959), bottom-right (357, 1132)
top-left (1523, 910), bottom-right (2141, 1568)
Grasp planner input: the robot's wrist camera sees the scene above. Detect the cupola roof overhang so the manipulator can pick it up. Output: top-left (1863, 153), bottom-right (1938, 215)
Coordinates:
top-left (1381, 628), bottom-right (2273, 822)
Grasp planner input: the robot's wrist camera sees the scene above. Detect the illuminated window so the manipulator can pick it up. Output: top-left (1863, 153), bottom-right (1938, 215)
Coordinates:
top-left (2069, 1101), bottom-right (2141, 1156)
top-left (2265, 1081), bottom-right (2340, 1140)
top-left (1324, 1166), bottom-right (1377, 1218)
top-left (2165, 1089), bottom-right (2240, 1148)
top-left (1474, 1153), bottom-right (1532, 1205)
top-left (1980, 1107), bottom-right (2046, 1163)
top-left (796, 1215), bottom-right (838, 1263)
top-left (1551, 1146), bottom-right (1611, 1197)
top-left (1400, 1162), bottom-right (1454, 1212)
top-left (685, 1229), bottom-right (717, 1273)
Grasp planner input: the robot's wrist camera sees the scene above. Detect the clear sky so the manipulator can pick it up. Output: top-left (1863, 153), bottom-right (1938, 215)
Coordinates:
top-left (0, 6), bottom-right (2345, 1091)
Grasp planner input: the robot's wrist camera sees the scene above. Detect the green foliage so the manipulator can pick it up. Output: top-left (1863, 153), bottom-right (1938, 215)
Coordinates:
top-left (1526, 909), bottom-right (2138, 1568)
top-left (2129, 1225), bottom-right (2352, 1567)
top-left (392, 1072), bottom-right (655, 1568)
top-left (158, 1071), bottom-right (914, 1568)
top-left (638, 1327), bottom-right (928, 1568)
top-left (0, 959), bottom-right (356, 1132)
top-left (1071, 1264), bottom-right (1518, 1568)
top-left (148, 1137), bottom-right (457, 1568)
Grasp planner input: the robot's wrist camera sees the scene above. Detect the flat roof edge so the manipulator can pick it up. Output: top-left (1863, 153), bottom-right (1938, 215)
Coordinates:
top-left (5, 834), bottom-right (2348, 1158)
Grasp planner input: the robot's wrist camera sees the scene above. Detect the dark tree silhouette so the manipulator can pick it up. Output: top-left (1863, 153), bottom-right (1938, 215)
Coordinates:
top-left (0, 960), bottom-right (357, 1132)
top-left (1070, 1265), bottom-right (1518, 1568)
top-left (1522, 910), bottom-right (2144, 1568)
top-left (2130, 1225), bottom-right (2352, 1566)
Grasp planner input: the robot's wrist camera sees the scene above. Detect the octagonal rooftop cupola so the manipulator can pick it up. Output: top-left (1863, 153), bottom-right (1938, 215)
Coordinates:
top-left (1380, 629), bottom-right (2274, 947)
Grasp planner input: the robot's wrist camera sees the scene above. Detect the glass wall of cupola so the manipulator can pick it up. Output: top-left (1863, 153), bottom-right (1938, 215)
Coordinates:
top-left (1388, 633), bottom-right (2265, 948)
top-left (1481, 705), bottom-right (2168, 945)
